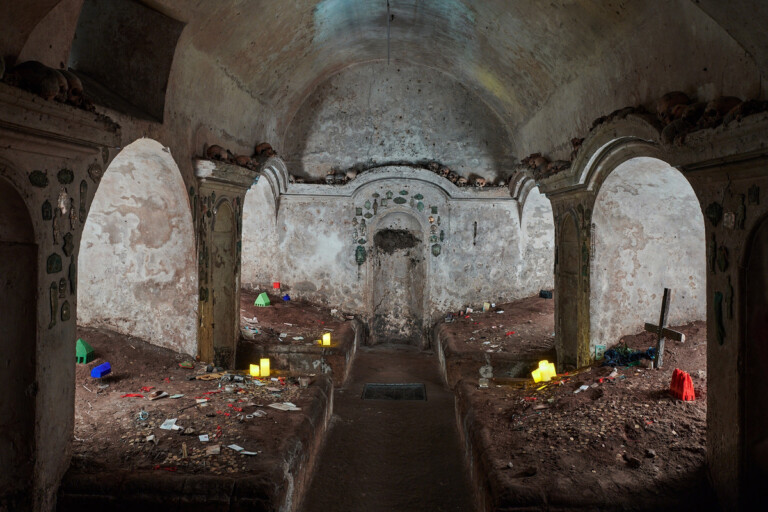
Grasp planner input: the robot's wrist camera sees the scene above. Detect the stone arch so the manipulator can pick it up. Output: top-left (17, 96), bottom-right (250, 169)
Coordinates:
top-left (742, 212), bottom-right (768, 502)
top-left (78, 138), bottom-right (198, 355)
top-left (520, 186), bottom-right (555, 294)
top-left (241, 175), bottom-right (278, 291)
top-left (0, 174), bottom-right (37, 510)
top-left (368, 209), bottom-right (429, 348)
top-left (590, 156), bottom-right (705, 352)
top-left (556, 212), bottom-right (581, 369)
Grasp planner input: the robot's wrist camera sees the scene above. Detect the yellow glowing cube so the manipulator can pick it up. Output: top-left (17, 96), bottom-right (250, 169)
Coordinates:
top-left (532, 360), bottom-right (556, 382)
top-left (260, 358), bottom-right (270, 377)
top-left (322, 333), bottom-right (331, 346)
top-left (249, 364), bottom-right (260, 377)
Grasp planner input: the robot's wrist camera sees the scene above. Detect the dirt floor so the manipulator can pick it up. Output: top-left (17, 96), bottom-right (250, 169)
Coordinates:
top-left (457, 319), bottom-right (713, 509)
top-left (440, 295), bottom-right (555, 357)
top-left (71, 326), bottom-right (318, 476)
top-left (239, 289), bottom-right (348, 347)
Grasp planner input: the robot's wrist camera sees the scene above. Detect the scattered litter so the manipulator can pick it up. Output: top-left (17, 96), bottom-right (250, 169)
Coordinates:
top-left (196, 398), bottom-right (209, 404)
top-left (478, 378), bottom-right (489, 389)
top-left (574, 385), bottom-right (590, 394)
top-left (282, 294), bottom-right (290, 301)
top-left (140, 386), bottom-right (155, 392)
top-left (138, 410), bottom-right (149, 421)
top-left (496, 310), bottom-right (504, 314)
top-left (246, 410), bottom-right (267, 419)
top-left (603, 343), bottom-right (655, 367)
top-left (206, 444), bottom-right (221, 455)
top-left (149, 391), bottom-right (168, 401)
top-left (293, 336), bottom-right (304, 341)
top-left (178, 360), bottom-right (194, 369)
top-left (242, 451), bottom-right (259, 456)
top-left (279, 333), bottom-right (287, 338)
top-left (268, 402), bottom-right (301, 411)
top-left (169, 394), bottom-right (184, 399)
top-left (505, 331), bottom-right (515, 336)
top-left (254, 292), bottom-right (271, 307)
top-left (121, 393), bottom-right (144, 398)
top-left (160, 418), bottom-right (178, 430)
top-left (199, 434), bottom-right (209, 442)
top-left (228, 444), bottom-right (244, 452)
top-left (145, 434), bottom-right (155, 443)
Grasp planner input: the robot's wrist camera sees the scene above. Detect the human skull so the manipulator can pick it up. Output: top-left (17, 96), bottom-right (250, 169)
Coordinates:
top-left (474, 177), bottom-right (486, 187)
top-left (206, 144), bottom-right (226, 161)
top-left (457, 176), bottom-right (468, 186)
top-left (656, 91), bottom-right (690, 125)
top-left (234, 155), bottom-right (254, 169)
top-left (59, 70), bottom-right (83, 106)
top-left (698, 96), bottom-right (742, 129)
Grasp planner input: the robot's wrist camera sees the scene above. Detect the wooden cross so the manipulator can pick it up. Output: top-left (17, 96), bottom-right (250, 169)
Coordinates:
top-left (644, 288), bottom-right (685, 369)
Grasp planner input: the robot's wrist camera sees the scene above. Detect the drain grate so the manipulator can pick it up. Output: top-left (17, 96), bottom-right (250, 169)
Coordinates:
top-left (362, 383), bottom-right (427, 401)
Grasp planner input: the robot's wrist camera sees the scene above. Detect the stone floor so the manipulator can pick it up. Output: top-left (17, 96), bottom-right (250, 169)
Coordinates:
top-left (302, 344), bottom-right (477, 512)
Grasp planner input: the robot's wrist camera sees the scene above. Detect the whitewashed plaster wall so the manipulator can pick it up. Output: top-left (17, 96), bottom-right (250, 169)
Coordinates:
top-left (282, 62), bottom-right (515, 183)
top-left (520, 187), bottom-right (555, 293)
top-left (241, 167), bottom-right (554, 319)
top-left (589, 157), bottom-right (706, 349)
top-left (78, 138), bottom-right (198, 355)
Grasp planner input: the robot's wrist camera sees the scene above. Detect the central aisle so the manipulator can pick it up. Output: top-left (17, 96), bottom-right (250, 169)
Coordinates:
top-left (301, 345), bottom-right (477, 512)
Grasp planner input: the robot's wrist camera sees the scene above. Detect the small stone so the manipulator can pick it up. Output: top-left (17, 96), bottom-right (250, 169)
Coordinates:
top-left (625, 455), bottom-right (642, 468)
top-left (645, 448), bottom-right (657, 458)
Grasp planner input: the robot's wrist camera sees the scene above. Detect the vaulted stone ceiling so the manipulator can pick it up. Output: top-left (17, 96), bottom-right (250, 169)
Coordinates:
top-left (6, 1), bottom-right (768, 175)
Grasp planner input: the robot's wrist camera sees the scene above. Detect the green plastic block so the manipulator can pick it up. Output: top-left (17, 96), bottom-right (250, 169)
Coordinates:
top-left (254, 292), bottom-right (271, 307)
top-left (76, 338), bottom-right (95, 364)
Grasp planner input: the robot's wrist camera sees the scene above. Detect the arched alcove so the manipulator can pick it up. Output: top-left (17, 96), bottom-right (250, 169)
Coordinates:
top-left (590, 157), bottom-right (705, 350)
top-left (743, 213), bottom-right (768, 502)
top-left (557, 213), bottom-right (580, 369)
top-left (520, 187), bottom-right (555, 294)
top-left (0, 176), bottom-right (36, 510)
top-left (211, 200), bottom-right (237, 367)
top-left (241, 176), bottom-right (278, 291)
top-left (78, 138), bottom-right (197, 355)
top-left (370, 211), bottom-right (427, 347)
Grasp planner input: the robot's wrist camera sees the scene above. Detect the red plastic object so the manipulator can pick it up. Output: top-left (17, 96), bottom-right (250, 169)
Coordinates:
top-left (669, 368), bottom-right (696, 401)
top-left (505, 331), bottom-right (515, 336)
top-left (121, 394), bottom-right (144, 398)
top-left (273, 282), bottom-right (280, 289)
top-left (140, 386), bottom-right (154, 392)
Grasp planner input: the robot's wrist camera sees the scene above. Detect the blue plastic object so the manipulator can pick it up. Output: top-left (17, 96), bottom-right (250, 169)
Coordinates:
top-left (90, 362), bottom-right (112, 378)
top-left (282, 294), bottom-right (291, 301)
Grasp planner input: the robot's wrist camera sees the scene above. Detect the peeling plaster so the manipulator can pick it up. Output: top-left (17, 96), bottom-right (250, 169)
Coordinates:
top-left (78, 139), bottom-right (198, 355)
top-left (590, 157), bottom-right (705, 350)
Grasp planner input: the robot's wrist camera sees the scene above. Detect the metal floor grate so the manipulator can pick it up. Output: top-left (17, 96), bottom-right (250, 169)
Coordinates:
top-left (362, 383), bottom-right (427, 401)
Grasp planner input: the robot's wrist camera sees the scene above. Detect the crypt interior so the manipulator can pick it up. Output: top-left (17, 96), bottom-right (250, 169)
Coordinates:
top-left (1, 1), bottom-right (768, 511)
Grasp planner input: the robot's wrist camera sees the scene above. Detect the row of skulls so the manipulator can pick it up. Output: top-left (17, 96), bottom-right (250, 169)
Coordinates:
top-left (2, 60), bottom-right (93, 111)
top-left (204, 142), bottom-right (276, 171)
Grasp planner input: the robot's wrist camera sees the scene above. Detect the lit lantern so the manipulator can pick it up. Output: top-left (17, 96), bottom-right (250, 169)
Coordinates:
top-left (322, 333), bottom-right (331, 346)
top-left (260, 358), bottom-right (270, 377)
top-left (249, 364), bottom-right (260, 377)
top-left (532, 360), bottom-right (557, 383)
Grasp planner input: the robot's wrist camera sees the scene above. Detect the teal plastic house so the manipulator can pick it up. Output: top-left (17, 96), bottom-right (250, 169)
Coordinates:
top-left (76, 338), bottom-right (95, 364)
top-left (254, 292), bottom-right (271, 307)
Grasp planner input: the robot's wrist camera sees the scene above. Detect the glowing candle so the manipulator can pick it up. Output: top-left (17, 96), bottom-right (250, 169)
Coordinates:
top-left (260, 358), bottom-right (270, 377)
top-left (322, 333), bottom-right (331, 346)
top-left (249, 364), bottom-right (260, 377)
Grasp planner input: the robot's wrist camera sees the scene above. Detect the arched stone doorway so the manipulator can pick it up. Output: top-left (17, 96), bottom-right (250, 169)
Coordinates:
top-left (590, 157), bottom-right (705, 351)
top-left (743, 213), bottom-right (768, 502)
top-left (520, 186), bottom-right (555, 293)
top-left (0, 176), bottom-right (36, 511)
top-left (557, 213), bottom-right (580, 369)
top-left (211, 200), bottom-right (237, 367)
top-left (370, 211), bottom-right (427, 347)
top-left (78, 138), bottom-right (197, 355)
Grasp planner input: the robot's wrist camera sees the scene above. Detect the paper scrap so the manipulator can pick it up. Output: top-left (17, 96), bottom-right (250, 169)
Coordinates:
top-left (169, 394), bottom-right (184, 399)
top-left (268, 402), bottom-right (301, 412)
top-left (241, 451), bottom-right (259, 456)
top-left (160, 418), bottom-right (177, 430)
top-left (228, 444), bottom-right (244, 452)
top-left (199, 434), bottom-right (209, 442)
top-left (574, 385), bottom-right (590, 394)
top-left (206, 444), bottom-right (221, 455)
top-left (293, 336), bottom-right (304, 341)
